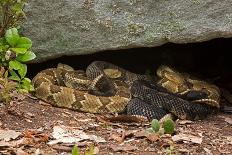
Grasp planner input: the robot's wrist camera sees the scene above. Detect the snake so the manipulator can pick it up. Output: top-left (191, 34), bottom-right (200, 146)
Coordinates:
top-left (32, 61), bottom-right (220, 121)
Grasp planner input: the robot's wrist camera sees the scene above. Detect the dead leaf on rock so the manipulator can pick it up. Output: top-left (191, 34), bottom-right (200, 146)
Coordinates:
top-left (0, 129), bottom-right (21, 141)
top-left (110, 144), bottom-right (138, 152)
top-left (48, 125), bottom-right (106, 145)
top-left (172, 133), bottom-right (202, 144)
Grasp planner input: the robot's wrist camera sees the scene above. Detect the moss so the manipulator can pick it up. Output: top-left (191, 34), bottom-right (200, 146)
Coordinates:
top-left (191, 0), bottom-right (201, 5)
top-left (156, 12), bottom-right (186, 39)
top-left (225, 13), bottom-right (232, 25)
top-left (127, 22), bottom-right (146, 35)
top-left (82, 0), bottom-right (95, 9)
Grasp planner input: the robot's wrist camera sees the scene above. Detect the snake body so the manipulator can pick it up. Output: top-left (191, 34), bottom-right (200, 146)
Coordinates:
top-left (32, 61), bottom-right (220, 120)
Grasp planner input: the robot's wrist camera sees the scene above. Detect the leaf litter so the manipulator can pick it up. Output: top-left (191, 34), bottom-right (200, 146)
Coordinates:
top-left (48, 125), bottom-right (106, 145)
top-left (0, 96), bottom-right (232, 154)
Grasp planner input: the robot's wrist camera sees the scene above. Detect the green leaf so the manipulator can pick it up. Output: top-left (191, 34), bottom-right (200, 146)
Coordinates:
top-left (5, 28), bottom-right (20, 47)
top-left (21, 78), bottom-right (34, 92)
top-left (163, 118), bottom-right (175, 134)
top-left (0, 37), bottom-right (6, 46)
top-left (16, 51), bottom-right (36, 62)
top-left (15, 37), bottom-right (32, 49)
top-left (11, 3), bottom-right (23, 12)
top-left (0, 38), bottom-right (8, 52)
top-left (72, 145), bottom-right (80, 155)
top-left (9, 70), bottom-right (21, 81)
top-left (151, 119), bottom-right (160, 132)
top-left (10, 47), bottom-right (27, 54)
top-left (9, 60), bottom-right (27, 78)
top-left (9, 60), bottom-right (22, 70)
top-left (18, 63), bottom-right (27, 79)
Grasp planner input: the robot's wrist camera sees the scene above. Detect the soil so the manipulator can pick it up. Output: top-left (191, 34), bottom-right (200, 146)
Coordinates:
top-left (0, 94), bottom-right (232, 155)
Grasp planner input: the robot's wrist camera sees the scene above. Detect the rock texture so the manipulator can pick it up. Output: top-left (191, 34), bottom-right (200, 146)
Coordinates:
top-left (22, 0), bottom-right (232, 62)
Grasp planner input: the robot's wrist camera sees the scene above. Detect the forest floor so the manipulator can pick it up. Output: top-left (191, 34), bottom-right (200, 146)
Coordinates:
top-left (0, 94), bottom-right (232, 155)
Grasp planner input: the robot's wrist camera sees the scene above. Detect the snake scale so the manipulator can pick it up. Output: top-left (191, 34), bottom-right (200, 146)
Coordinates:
top-left (32, 61), bottom-right (220, 121)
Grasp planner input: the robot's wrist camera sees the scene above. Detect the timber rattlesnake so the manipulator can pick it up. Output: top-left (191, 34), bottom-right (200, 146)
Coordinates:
top-left (32, 61), bottom-right (220, 120)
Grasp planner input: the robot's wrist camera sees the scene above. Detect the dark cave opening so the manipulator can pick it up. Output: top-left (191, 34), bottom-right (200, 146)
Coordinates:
top-left (28, 37), bottom-right (232, 90)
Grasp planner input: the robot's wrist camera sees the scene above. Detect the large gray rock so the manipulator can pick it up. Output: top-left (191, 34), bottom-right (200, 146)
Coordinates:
top-left (22, 0), bottom-right (232, 62)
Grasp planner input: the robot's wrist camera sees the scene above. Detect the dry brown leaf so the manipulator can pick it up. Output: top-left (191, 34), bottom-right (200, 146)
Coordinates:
top-left (0, 130), bottom-right (21, 142)
top-left (172, 133), bottom-right (202, 144)
top-left (110, 144), bottom-right (138, 152)
top-left (16, 148), bottom-right (30, 155)
top-left (22, 130), bottom-right (49, 145)
top-left (178, 120), bottom-right (193, 125)
top-left (92, 146), bottom-right (100, 155)
top-left (48, 125), bottom-right (106, 145)
top-left (203, 147), bottom-right (212, 155)
top-left (224, 117), bottom-right (232, 125)
top-left (146, 134), bottom-right (160, 142)
top-left (133, 129), bottom-right (148, 138)
top-left (110, 133), bottom-right (125, 143)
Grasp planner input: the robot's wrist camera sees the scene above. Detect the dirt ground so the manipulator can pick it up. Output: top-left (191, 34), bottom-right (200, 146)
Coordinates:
top-left (0, 94), bottom-right (232, 155)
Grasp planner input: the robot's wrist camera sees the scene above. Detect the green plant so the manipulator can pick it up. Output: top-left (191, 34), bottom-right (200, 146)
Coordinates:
top-left (0, 68), bottom-right (16, 103)
top-left (72, 145), bottom-right (80, 155)
top-left (163, 118), bottom-right (175, 134)
top-left (164, 145), bottom-right (176, 155)
top-left (0, 27), bottom-right (35, 92)
top-left (0, 0), bottom-right (27, 37)
top-left (85, 144), bottom-right (95, 155)
top-left (71, 144), bottom-right (95, 155)
top-left (151, 119), bottom-right (160, 132)
top-left (148, 118), bottom-right (175, 135)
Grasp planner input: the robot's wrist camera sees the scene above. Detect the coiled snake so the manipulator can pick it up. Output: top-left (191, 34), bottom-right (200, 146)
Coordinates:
top-left (32, 61), bottom-right (220, 120)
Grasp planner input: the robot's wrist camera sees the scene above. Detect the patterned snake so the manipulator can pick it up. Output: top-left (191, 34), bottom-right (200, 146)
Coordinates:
top-left (32, 61), bottom-right (220, 120)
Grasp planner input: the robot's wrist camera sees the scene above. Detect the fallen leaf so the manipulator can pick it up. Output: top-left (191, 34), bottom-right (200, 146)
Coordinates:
top-left (16, 148), bottom-right (30, 155)
top-left (178, 120), bottom-right (193, 125)
top-left (48, 125), bottom-right (105, 145)
top-left (92, 146), bottom-right (100, 155)
top-left (110, 144), bottom-right (138, 152)
top-left (226, 136), bottom-right (232, 144)
top-left (224, 117), bottom-right (232, 125)
top-left (78, 119), bottom-right (92, 122)
top-left (34, 149), bottom-right (42, 155)
top-left (0, 130), bottom-right (21, 141)
top-left (172, 133), bottom-right (202, 144)
top-left (146, 134), bottom-right (160, 142)
top-left (133, 129), bottom-right (149, 138)
top-left (0, 139), bottom-right (23, 147)
top-left (22, 130), bottom-right (49, 145)
top-left (203, 147), bottom-right (212, 155)
top-left (110, 133), bottom-right (124, 143)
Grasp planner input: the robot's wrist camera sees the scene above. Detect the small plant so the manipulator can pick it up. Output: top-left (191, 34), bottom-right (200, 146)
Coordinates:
top-left (0, 0), bottom-right (27, 37)
top-left (164, 145), bottom-right (176, 155)
top-left (163, 118), bottom-right (175, 134)
top-left (0, 27), bottom-right (35, 92)
top-left (71, 144), bottom-right (95, 155)
top-left (72, 145), bottom-right (80, 155)
top-left (147, 118), bottom-right (175, 135)
top-left (85, 144), bottom-right (95, 155)
top-left (151, 119), bottom-right (160, 132)
top-left (0, 68), bottom-right (16, 103)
